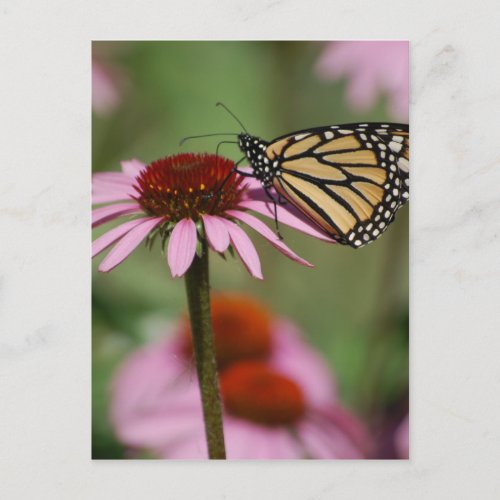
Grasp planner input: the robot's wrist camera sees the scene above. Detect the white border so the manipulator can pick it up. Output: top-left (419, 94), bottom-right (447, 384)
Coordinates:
top-left (2, 1), bottom-right (500, 498)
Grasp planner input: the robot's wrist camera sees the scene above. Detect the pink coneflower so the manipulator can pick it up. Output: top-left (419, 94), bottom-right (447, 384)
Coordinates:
top-left (316, 41), bottom-right (409, 122)
top-left (110, 293), bottom-right (370, 459)
top-left (93, 154), bottom-right (335, 279)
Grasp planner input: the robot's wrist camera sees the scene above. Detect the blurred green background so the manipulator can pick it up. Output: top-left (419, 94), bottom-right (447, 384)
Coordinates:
top-left (92, 41), bottom-right (408, 459)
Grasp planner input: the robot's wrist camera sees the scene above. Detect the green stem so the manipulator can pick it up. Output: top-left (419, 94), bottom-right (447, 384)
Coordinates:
top-left (184, 238), bottom-right (226, 459)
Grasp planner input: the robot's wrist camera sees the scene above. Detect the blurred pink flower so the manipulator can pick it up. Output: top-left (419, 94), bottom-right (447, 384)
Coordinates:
top-left (110, 293), bottom-right (370, 459)
top-left (93, 154), bottom-right (335, 280)
top-left (316, 41), bottom-right (409, 122)
top-left (394, 414), bottom-right (409, 459)
top-left (92, 59), bottom-right (122, 116)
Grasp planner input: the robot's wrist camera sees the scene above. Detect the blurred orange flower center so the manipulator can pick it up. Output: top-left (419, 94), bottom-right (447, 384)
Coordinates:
top-left (220, 361), bottom-right (306, 426)
top-left (133, 153), bottom-right (244, 220)
top-left (181, 294), bottom-right (273, 368)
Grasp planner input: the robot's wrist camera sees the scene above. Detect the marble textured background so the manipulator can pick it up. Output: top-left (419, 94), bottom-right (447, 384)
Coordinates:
top-left (1, 0), bottom-right (499, 498)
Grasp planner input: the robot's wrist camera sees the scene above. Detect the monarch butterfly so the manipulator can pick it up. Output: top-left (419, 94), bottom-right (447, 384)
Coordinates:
top-left (235, 121), bottom-right (409, 248)
top-left (182, 104), bottom-right (409, 248)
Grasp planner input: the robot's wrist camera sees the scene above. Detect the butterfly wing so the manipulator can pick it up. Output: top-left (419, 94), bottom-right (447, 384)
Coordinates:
top-left (268, 123), bottom-right (409, 248)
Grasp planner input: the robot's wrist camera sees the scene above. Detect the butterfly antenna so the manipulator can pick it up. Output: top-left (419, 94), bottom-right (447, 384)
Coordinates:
top-left (179, 132), bottom-right (238, 146)
top-left (216, 102), bottom-right (249, 134)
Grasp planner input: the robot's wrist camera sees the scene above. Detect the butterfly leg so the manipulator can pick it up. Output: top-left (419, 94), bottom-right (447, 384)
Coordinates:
top-left (207, 158), bottom-right (252, 199)
top-left (211, 142), bottom-right (247, 195)
top-left (264, 187), bottom-right (283, 240)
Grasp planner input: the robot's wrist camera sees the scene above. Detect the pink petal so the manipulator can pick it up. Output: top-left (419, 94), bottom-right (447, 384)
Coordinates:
top-left (295, 420), bottom-right (340, 458)
top-left (226, 210), bottom-right (313, 267)
top-left (236, 167), bottom-right (261, 190)
top-left (92, 202), bottom-right (143, 228)
top-left (91, 164), bottom-right (143, 204)
top-left (312, 405), bottom-right (372, 457)
top-left (121, 159), bottom-right (147, 177)
top-left (161, 429), bottom-right (208, 459)
top-left (242, 176), bottom-right (262, 190)
top-left (201, 214), bottom-right (230, 253)
top-left (269, 319), bottom-right (337, 406)
top-left (93, 172), bottom-right (135, 187)
top-left (92, 171), bottom-right (138, 203)
top-left (235, 166), bottom-right (264, 191)
top-left (238, 197), bottom-right (336, 243)
top-left (98, 217), bottom-right (164, 272)
top-left (265, 428), bottom-right (305, 458)
top-left (224, 418), bottom-right (303, 459)
top-left (223, 418), bottom-right (271, 459)
top-left (92, 218), bottom-right (148, 257)
top-left (92, 189), bottom-right (136, 204)
top-left (297, 414), bottom-right (365, 459)
top-left (110, 336), bottom-right (205, 450)
top-left (92, 182), bottom-right (137, 204)
top-left (222, 220), bottom-right (263, 280)
top-left (167, 218), bottom-right (198, 278)
top-left (120, 411), bottom-right (203, 453)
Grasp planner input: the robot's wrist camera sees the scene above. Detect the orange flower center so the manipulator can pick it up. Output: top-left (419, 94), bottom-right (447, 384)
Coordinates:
top-left (133, 153), bottom-right (244, 220)
top-left (181, 293), bottom-right (273, 368)
top-left (220, 361), bottom-right (306, 426)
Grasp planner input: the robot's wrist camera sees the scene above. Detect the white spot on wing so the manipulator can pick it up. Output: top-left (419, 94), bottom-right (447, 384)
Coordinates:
top-left (389, 141), bottom-right (403, 153)
top-left (398, 157), bottom-right (409, 172)
top-left (295, 133), bottom-right (310, 140)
